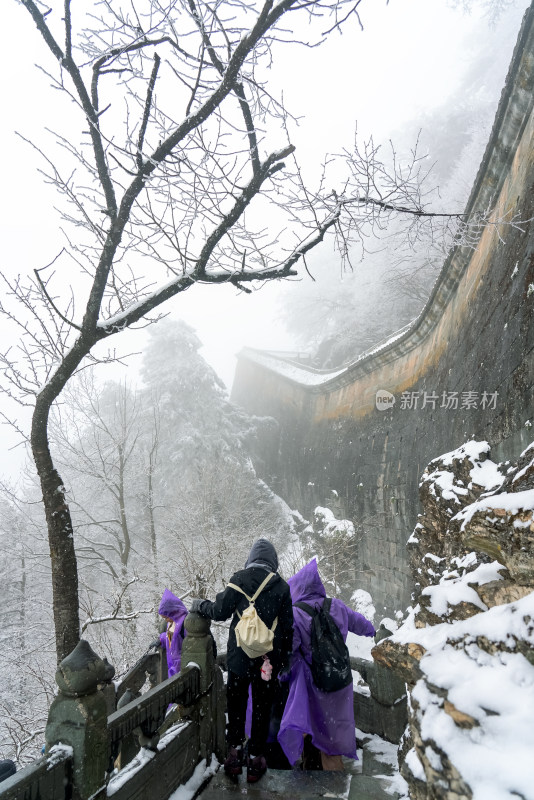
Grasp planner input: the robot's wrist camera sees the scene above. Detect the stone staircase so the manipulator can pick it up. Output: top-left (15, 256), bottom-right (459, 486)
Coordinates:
top-left (200, 732), bottom-right (404, 800)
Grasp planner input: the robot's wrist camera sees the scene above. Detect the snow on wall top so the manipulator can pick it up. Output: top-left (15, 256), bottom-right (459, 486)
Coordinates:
top-left (237, 322), bottom-right (412, 388)
top-left (237, 347), bottom-right (348, 386)
top-left (236, 23), bottom-right (534, 396)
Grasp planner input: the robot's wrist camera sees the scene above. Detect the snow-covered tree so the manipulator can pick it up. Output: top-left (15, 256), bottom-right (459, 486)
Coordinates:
top-left (1, 0), bottom-right (520, 660)
top-left (0, 486), bottom-right (55, 765)
top-left (279, 505), bottom-right (360, 602)
top-left (138, 320), bottom-right (293, 598)
top-left (41, 320), bottom-right (292, 662)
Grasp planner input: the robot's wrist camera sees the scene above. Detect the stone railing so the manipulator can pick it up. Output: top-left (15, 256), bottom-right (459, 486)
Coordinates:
top-left (216, 637), bottom-right (407, 746)
top-left (0, 746), bottom-right (73, 800)
top-left (350, 626), bottom-right (408, 745)
top-left (0, 613), bottom-right (225, 800)
top-left (114, 644), bottom-right (168, 708)
top-left (350, 663), bottom-right (407, 744)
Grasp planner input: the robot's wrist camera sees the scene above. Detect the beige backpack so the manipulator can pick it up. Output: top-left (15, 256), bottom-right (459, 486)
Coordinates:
top-left (227, 572), bottom-right (278, 659)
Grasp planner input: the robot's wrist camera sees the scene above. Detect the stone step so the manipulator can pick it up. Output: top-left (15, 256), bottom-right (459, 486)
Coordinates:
top-left (199, 740), bottom-right (402, 800)
top-left (199, 767), bottom-right (401, 800)
top-left (348, 774), bottom-right (400, 800)
top-left (200, 768), bottom-right (352, 799)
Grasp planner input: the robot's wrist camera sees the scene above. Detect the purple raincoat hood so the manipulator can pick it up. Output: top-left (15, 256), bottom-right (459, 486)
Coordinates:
top-left (158, 588), bottom-right (188, 625)
top-left (159, 589), bottom-right (188, 678)
top-left (288, 559), bottom-right (326, 605)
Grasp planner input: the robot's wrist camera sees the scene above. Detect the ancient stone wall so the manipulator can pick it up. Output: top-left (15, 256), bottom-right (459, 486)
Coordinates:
top-left (232, 6), bottom-right (534, 615)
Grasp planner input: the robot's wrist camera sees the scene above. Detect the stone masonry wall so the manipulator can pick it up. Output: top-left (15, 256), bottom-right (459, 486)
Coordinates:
top-left (231, 6), bottom-right (534, 615)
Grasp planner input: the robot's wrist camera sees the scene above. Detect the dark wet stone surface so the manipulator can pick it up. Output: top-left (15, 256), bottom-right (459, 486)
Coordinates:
top-left (201, 768), bottom-right (351, 798)
top-left (200, 734), bottom-right (404, 799)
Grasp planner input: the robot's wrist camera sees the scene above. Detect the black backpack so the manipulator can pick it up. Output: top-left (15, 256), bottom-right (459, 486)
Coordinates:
top-left (294, 597), bottom-right (352, 693)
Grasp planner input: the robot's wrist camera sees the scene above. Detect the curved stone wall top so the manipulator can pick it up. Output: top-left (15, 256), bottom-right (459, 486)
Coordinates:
top-left (235, 3), bottom-right (534, 406)
top-left (231, 6), bottom-right (534, 614)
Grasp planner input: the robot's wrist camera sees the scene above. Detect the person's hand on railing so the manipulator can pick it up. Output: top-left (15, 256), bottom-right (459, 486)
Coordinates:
top-left (374, 623), bottom-right (393, 644)
top-left (189, 598), bottom-right (204, 614)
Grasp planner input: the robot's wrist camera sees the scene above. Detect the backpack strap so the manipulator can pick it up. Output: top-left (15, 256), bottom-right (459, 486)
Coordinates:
top-left (251, 571), bottom-right (275, 601)
top-left (227, 583), bottom-right (252, 603)
top-left (295, 598), bottom-right (332, 616)
top-left (227, 572), bottom-right (276, 622)
top-left (294, 600), bottom-right (315, 616)
top-left (253, 572), bottom-right (279, 633)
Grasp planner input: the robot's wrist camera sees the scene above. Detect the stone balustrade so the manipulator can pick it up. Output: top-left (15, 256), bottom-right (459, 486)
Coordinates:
top-left (0, 610), bottom-right (407, 799)
top-left (0, 612), bottom-right (225, 800)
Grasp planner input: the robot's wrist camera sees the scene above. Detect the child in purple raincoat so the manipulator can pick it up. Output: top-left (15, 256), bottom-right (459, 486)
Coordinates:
top-left (158, 588), bottom-right (188, 678)
top-left (278, 559), bottom-right (375, 770)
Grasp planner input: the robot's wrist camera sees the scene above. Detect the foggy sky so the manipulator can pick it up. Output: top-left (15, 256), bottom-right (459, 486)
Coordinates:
top-left (0, 0), bottom-right (529, 477)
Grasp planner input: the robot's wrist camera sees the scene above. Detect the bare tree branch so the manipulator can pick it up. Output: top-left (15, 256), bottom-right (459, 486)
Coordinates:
top-left (6, 0), bottom-right (521, 662)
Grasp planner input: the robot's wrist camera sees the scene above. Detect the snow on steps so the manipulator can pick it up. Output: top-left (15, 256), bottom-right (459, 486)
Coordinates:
top-left (197, 735), bottom-right (405, 800)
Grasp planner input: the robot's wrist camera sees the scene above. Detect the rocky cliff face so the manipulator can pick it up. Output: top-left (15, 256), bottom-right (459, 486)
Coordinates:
top-left (373, 439), bottom-right (534, 799)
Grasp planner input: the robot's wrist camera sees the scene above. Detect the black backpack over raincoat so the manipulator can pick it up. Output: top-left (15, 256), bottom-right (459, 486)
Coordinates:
top-left (293, 597), bottom-right (352, 693)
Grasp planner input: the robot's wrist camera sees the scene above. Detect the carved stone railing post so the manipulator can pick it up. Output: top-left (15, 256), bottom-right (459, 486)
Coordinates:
top-left (45, 639), bottom-right (115, 800)
top-left (212, 656), bottom-right (226, 761)
top-left (351, 625), bottom-right (408, 744)
top-left (180, 612), bottom-right (225, 762)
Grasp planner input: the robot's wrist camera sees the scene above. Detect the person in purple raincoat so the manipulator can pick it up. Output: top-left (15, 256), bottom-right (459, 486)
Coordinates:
top-left (158, 588), bottom-right (188, 678)
top-left (278, 559), bottom-right (375, 770)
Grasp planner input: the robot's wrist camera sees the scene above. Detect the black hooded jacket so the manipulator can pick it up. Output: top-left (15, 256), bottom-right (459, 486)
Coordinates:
top-left (196, 539), bottom-right (293, 676)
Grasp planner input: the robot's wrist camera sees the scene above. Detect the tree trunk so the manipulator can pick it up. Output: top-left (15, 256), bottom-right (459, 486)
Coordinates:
top-left (32, 400), bottom-right (80, 663)
top-left (147, 445), bottom-right (159, 611)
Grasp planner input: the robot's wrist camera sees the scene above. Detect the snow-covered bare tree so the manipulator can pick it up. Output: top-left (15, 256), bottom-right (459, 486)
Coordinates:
top-left (138, 320), bottom-right (293, 598)
top-left (1, 0), bottom-right (497, 661)
top-left (51, 376), bottom-right (141, 591)
top-left (0, 485), bottom-right (55, 764)
top-left (39, 320), bottom-right (291, 664)
top-left (49, 376), bottom-right (156, 661)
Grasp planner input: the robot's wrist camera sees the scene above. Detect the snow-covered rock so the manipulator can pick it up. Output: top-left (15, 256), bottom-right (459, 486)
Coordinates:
top-left (373, 439), bottom-right (534, 800)
top-left (409, 440), bottom-right (506, 601)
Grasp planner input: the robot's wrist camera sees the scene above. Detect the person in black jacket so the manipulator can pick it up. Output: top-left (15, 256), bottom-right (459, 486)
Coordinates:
top-left (191, 539), bottom-right (293, 783)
